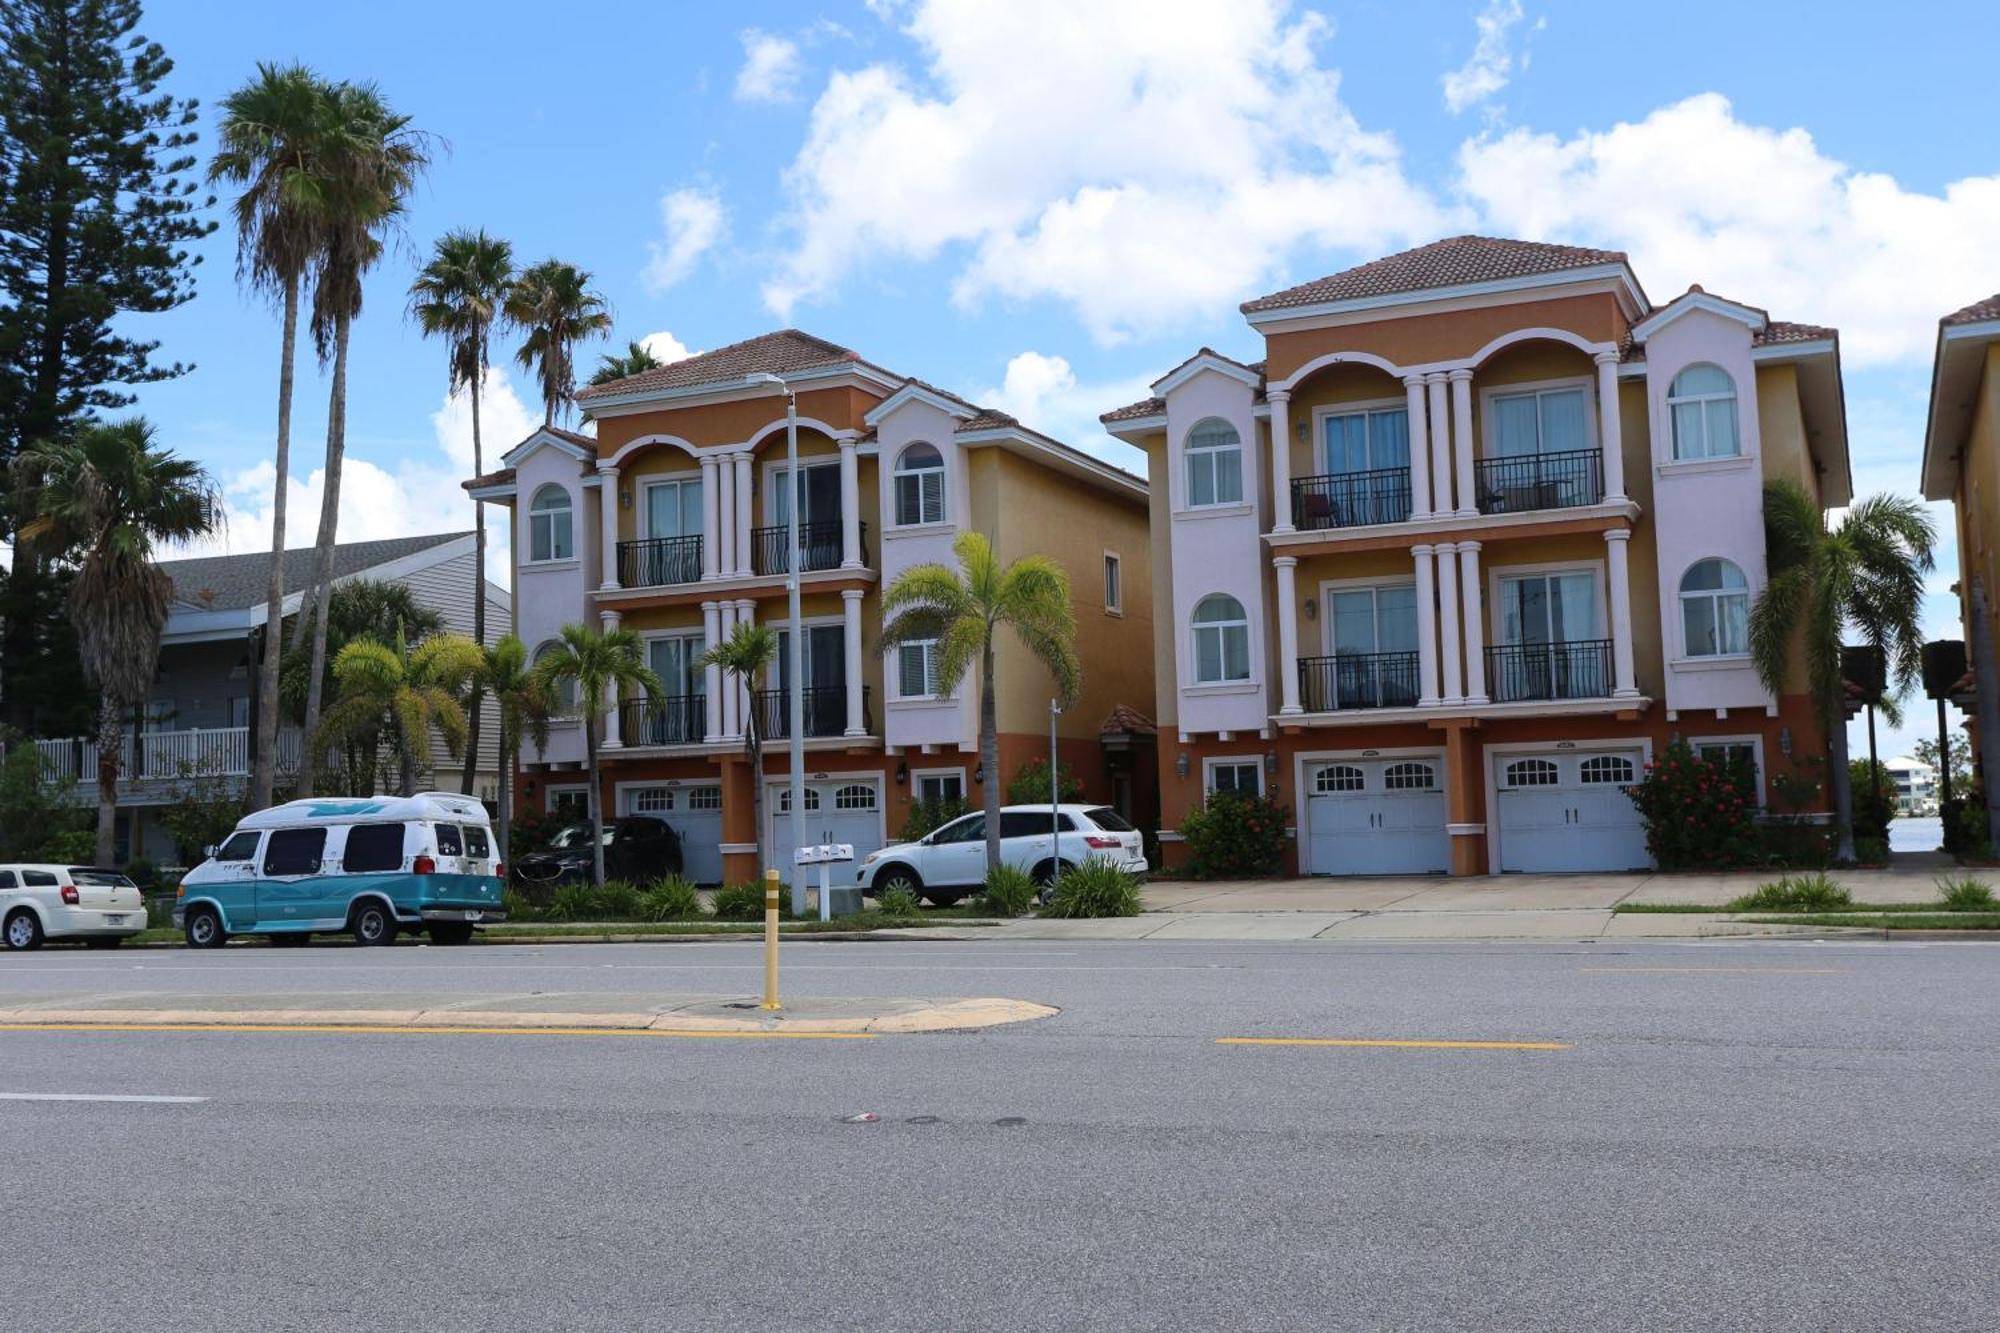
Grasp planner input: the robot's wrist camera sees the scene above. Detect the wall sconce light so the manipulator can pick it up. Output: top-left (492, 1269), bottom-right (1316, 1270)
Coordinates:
top-left (893, 760), bottom-right (908, 785)
top-left (1294, 420), bottom-right (1308, 443)
top-left (620, 487), bottom-right (631, 509)
top-left (1175, 752), bottom-right (1190, 779)
top-left (973, 763), bottom-right (985, 785)
top-left (1264, 751), bottom-right (1278, 774)
top-left (1779, 726), bottom-right (1793, 757)
top-left (1303, 596), bottom-right (1316, 621)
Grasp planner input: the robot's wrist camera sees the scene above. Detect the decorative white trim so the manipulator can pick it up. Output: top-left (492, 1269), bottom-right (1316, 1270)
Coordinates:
top-left (1245, 263), bottom-right (1648, 331)
top-left (1175, 501), bottom-right (1256, 522)
top-left (1632, 291), bottom-right (1767, 342)
top-left (1477, 374), bottom-right (1600, 461)
top-left (1201, 755), bottom-right (1266, 797)
top-left (1154, 353), bottom-right (1263, 396)
top-left (742, 416), bottom-right (855, 453)
top-left (1461, 326), bottom-right (1619, 370)
top-left (1272, 349), bottom-right (1406, 392)
top-left (1655, 455), bottom-right (1754, 479)
top-left (1446, 823), bottom-right (1486, 836)
top-left (599, 432), bottom-right (704, 470)
top-left (580, 363), bottom-right (903, 417)
top-left (1101, 412), bottom-right (1168, 439)
top-left (864, 383), bottom-right (978, 427)
top-left (501, 427), bottom-right (597, 470)
top-left (1686, 733), bottom-right (1769, 807)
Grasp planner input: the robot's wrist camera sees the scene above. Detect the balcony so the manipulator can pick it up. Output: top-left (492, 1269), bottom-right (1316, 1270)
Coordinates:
top-left (751, 685), bottom-right (870, 740)
top-left (751, 520), bottom-right (867, 577)
top-left (616, 534), bottom-right (703, 588)
top-left (1298, 652), bottom-right (1420, 712)
top-left (1291, 469), bottom-right (1412, 531)
top-left (620, 694), bottom-right (707, 747)
top-left (1486, 640), bottom-right (1614, 703)
top-left (1474, 449), bottom-right (1603, 516)
top-left (21, 725), bottom-right (302, 787)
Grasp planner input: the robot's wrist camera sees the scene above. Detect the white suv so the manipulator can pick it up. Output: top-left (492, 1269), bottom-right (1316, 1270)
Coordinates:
top-left (1, 865), bottom-right (147, 950)
top-left (856, 803), bottom-right (1147, 906)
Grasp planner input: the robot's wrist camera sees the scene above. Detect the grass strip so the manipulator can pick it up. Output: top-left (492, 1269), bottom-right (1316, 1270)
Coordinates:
top-left (1739, 913), bottom-right (2000, 930)
top-left (1616, 901), bottom-right (1995, 915)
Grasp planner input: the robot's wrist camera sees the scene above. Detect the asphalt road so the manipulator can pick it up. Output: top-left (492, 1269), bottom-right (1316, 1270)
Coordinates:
top-left (3, 936), bottom-right (1998, 1331)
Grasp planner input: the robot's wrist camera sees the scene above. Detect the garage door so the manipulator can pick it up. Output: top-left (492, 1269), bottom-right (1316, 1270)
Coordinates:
top-left (1304, 757), bottom-right (1450, 875)
top-left (623, 784), bottom-right (724, 885)
top-left (1495, 750), bottom-right (1650, 873)
top-left (768, 779), bottom-right (886, 882)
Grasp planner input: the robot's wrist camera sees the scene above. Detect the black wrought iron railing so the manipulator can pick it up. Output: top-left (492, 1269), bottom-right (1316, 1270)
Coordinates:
top-left (620, 694), bottom-right (707, 747)
top-left (751, 685), bottom-right (871, 739)
top-left (1485, 639), bottom-right (1614, 703)
top-left (1298, 651), bottom-right (1421, 712)
top-left (751, 520), bottom-right (867, 576)
top-left (616, 534), bottom-right (703, 588)
top-left (1291, 468), bottom-right (1412, 531)
top-left (1474, 448), bottom-right (1603, 515)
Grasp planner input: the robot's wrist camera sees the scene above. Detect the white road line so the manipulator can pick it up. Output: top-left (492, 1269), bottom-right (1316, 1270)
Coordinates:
top-left (0, 1092), bottom-right (207, 1104)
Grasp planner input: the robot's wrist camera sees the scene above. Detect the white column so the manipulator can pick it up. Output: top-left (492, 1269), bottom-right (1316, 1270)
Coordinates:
top-left (1606, 529), bottom-right (1639, 697)
top-left (842, 588), bottom-right (866, 735)
top-left (733, 453), bottom-right (754, 575)
top-left (597, 466), bottom-right (620, 590)
top-left (700, 455), bottom-right (720, 580)
top-left (1413, 544), bottom-right (1440, 705)
top-left (715, 456), bottom-right (736, 577)
top-left (1450, 370), bottom-right (1476, 518)
top-left (838, 439), bottom-right (863, 569)
top-left (1268, 390), bottom-right (1294, 533)
top-left (736, 598), bottom-right (757, 740)
top-left (600, 609), bottom-right (623, 748)
top-left (1426, 374), bottom-right (1452, 517)
top-left (1404, 377), bottom-right (1433, 518)
top-left (1458, 541), bottom-right (1487, 703)
top-left (701, 601), bottom-right (723, 742)
top-left (1435, 540), bottom-right (1463, 703)
top-left (1273, 556), bottom-right (1302, 714)
top-left (719, 601), bottom-right (740, 738)
top-left (1596, 351), bottom-right (1626, 502)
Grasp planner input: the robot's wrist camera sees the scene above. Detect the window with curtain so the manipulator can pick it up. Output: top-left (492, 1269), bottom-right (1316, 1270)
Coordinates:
top-left (1498, 571), bottom-right (1599, 644)
top-left (1184, 418), bottom-right (1243, 507)
top-left (1319, 407), bottom-right (1410, 475)
top-left (1191, 594), bottom-right (1251, 682)
top-left (645, 476), bottom-right (702, 539)
top-left (1491, 386), bottom-right (1590, 457)
top-left (528, 485), bottom-right (573, 561)
top-left (898, 640), bottom-right (941, 698)
top-left (1680, 558), bottom-right (1750, 656)
top-left (1668, 364), bottom-right (1740, 460)
top-left (894, 443), bottom-right (946, 525)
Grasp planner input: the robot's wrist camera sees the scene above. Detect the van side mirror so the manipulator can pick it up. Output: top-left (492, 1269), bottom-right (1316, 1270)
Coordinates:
top-left (203, 845), bottom-right (218, 859)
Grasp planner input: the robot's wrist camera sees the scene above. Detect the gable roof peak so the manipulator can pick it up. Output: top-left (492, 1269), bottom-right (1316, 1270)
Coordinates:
top-left (1242, 234), bottom-right (1637, 315)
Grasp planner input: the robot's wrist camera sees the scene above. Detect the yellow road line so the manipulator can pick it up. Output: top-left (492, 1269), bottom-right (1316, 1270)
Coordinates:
top-left (0, 1022), bottom-right (872, 1040)
top-left (1578, 967), bottom-right (1843, 975)
top-left (1217, 1036), bottom-right (1569, 1051)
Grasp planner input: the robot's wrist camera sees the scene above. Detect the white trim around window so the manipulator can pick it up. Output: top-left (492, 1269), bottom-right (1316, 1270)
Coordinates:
top-left (1666, 363), bottom-right (1742, 461)
top-left (1103, 550), bottom-right (1123, 615)
top-left (911, 766), bottom-right (967, 806)
top-left (1691, 733), bottom-right (1767, 807)
top-left (1484, 560), bottom-right (1609, 647)
top-left (894, 638), bottom-right (943, 700)
top-left (1189, 592), bottom-right (1254, 684)
top-left (1677, 557), bottom-right (1752, 660)
top-left (1202, 755), bottom-right (1264, 797)
top-left (639, 470), bottom-right (704, 540)
top-left (543, 783), bottom-right (589, 815)
top-left (1181, 416), bottom-right (1246, 511)
top-left (527, 484), bottom-right (575, 563)
top-left (1478, 375), bottom-right (1599, 460)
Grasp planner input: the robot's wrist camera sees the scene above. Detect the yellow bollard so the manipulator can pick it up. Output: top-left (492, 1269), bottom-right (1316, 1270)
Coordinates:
top-left (761, 868), bottom-right (782, 1011)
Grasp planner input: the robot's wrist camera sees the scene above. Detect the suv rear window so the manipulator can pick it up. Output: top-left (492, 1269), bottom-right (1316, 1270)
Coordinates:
top-left (463, 826), bottom-right (490, 858)
top-left (264, 828), bottom-right (326, 876)
top-left (435, 824), bottom-right (464, 856)
top-left (68, 870), bottom-right (135, 888)
top-left (22, 870), bottom-right (56, 887)
top-left (0, 871), bottom-right (16, 888)
top-left (1084, 807), bottom-right (1136, 832)
top-left (342, 824), bottom-right (406, 874)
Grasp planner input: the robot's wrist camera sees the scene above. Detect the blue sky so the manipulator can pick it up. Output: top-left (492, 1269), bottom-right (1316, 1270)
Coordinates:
top-left (123, 0), bottom-right (2000, 760)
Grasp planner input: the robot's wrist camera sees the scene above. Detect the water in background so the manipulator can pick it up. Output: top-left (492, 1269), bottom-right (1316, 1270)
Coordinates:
top-left (1890, 815), bottom-right (1943, 854)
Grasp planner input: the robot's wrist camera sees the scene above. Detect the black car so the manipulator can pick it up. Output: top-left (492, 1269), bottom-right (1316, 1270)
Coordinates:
top-left (513, 817), bottom-right (684, 890)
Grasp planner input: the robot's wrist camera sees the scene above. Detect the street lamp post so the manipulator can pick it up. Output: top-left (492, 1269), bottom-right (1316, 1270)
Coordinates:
top-left (751, 373), bottom-right (809, 914)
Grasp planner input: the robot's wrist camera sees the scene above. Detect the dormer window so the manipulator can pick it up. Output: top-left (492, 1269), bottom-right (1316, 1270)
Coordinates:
top-left (528, 485), bottom-right (573, 562)
top-left (1668, 364), bottom-right (1740, 460)
top-left (894, 443), bottom-right (946, 526)
top-left (1184, 419), bottom-right (1243, 508)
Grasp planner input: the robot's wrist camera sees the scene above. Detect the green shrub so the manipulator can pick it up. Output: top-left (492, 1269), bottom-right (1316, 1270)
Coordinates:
top-left (1936, 876), bottom-right (1997, 911)
top-left (546, 882), bottom-right (598, 922)
top-left (982, 863), bottom-right (1037, 917)
top-left (1756, 818), bottom-right (1834, 869)
top-left (712, 881), bottom-right (766, 920)
top-left (641, 875), bottom-right (704, 920)
top-left (500, 888), bottom-right (541, 923)
top-left (508, 804), bottom-right (565, 856)
top-left (1005, 757), bottom-right (1084, 805)
top-left (1847, 759), bottom-right (1896, 844)
top-left (1180, 790), bottom-right (1288, 879)
top-left (1942, 791), bottom-right (1992, 859)
top-left (1627, 742), bottom-right (1760, 870)
top-left (38, 828), bottom-right (96, 864)
top-left (122, 856), bottom-right (159, 893)
top-left (1728, 872), bottom-right (1852, 913)
top-left (1851, 834), bottom-right (1889, 866)
top-left (595, 880), bottom-right (642, 918)
top-left (875, 885), bottom-right (921, 917)
top-left (901, 794), bottom-right (971, 841)
top-left (1041, 858), bottom-right (1143, 918)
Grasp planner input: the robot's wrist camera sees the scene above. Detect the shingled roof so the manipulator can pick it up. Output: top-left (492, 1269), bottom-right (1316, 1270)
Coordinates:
top-left (1242, 235), bottom-right (1631, 314)
top-left (159, 533), bottom-right (467, 613)
top-left (574, 329), bottom-right (865, 401)
top-left (1943, 295), bottom-right (2000, 327)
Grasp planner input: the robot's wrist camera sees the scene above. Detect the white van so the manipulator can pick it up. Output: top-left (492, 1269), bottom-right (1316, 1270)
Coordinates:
top-left (174, 792), bottom-right (506, 948)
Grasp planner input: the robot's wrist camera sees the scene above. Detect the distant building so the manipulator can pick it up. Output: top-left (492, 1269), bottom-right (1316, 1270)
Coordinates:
top-left (1882, 756), bottom-right (1938, 816)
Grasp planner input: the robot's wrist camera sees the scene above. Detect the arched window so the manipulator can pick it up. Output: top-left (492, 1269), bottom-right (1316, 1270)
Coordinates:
top-left (1580, 755), bottom-right (1636, 786)
top-left (1382, 761), bottom-right (1436, 791)
top-left (1184, 418), bottom-right (1243, 508)
top-left (894, 443), bottom-right (946, 526)
top-left (1668, 364), bottom-right (1740, 460)
top-left (834, 784), bottom-right (877, 810)
top-left (1504, 758), bottom-right (1560, 788)
top-left (776, 788), bottom-right (822, 815)
top-left (1314, 765), bottom-right (1365, 793)
top-left (532, 640), bottom-right (578, 713)
top-left (528, 485), bottom-right (574, 561)
top-left (1190, 594), bottom-right (1250, 683)
top-left (687, 786), bottom-right (723, 811)
top-left (1680, 558), bottom-right (1750, 657)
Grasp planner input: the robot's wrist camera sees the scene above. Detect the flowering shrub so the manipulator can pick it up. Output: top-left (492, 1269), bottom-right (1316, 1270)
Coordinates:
top-left (1180, 790), bottom-right (1289, 879)
top-left (1626, 741), bottom-right (1760, 869)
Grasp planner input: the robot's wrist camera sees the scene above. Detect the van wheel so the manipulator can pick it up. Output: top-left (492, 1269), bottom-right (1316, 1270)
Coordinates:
top-left (429, 922), bottom-right (475, 946)
top-left (350, 902), bottom-right (398, 946)
top-left (3, 909), bottom-right (43, 951)
top-left (183, 907), bottom-right (225, 950)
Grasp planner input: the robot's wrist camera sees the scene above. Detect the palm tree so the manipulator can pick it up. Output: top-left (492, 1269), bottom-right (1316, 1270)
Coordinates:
top-left (880, 531), bottom-right (1080, 873)
top-left (529, 623), bottom-right (661, 884)
top-left (296, 82), bottom-right (432, 794)
top-left (12, 420), bottom-right (220, 865)
top-left (312, 630), bottom-right (483, 797)
top-left (1749, 480), bottom-right (1936, 862)
top-left (700, 622), bottom-right (779, 870)
top-left (588, 339), bottom-right (664, 387)
top-left (209, 62), bottom-right (337, 812)
top-left (476, 635), bottom-right (554, 865)
top-left (279, 578), bottom-right (445, 727)
top-left (505, 260), bottom-right (613, 426)
top-left (409, 228), bottom-right (516, 797)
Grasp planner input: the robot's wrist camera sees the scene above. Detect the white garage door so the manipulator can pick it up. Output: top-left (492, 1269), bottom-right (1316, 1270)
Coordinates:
top-left (768, 779), bottom-right (886, 881)
top-left (1495, 750), bottom-right (1651, 873)
top-left (624, 784), bottom-right (724, 885)
top-left (1304, 757), bottom-right (1450, 875)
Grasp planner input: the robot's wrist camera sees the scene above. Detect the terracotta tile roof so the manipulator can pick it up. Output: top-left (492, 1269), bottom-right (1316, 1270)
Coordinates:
top-left (1243, 235), bottom-right (1630, 314)
top-left (955, 407), bottom-right (1018, 432)
top-left (1100, 395), bottom-right (1166, 424)
top-left (1103, 349), bottom-right (1268, 426)
top-left (1943, 296), bottom-right (2000, 327)
top-left (1099, 704), bottom-right (1157, 737)
top-left (542, 424), bottom-right (598, 455)
top-left (462, 466), bottom-right (516, 492)
top-left (574, 328), bottom-right (863, 401)
top-left (1620, 319), bottom-right (1838, 363)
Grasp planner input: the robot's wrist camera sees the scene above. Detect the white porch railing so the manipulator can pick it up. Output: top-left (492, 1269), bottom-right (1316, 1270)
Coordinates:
top-left (24, 726), bottom-right (302, 786)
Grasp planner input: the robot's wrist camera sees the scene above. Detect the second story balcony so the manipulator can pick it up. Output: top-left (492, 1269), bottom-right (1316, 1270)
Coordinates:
top-left (752, 685), bottom-right (871, 739)
top-left (1298, 651), bottom-right (1420, 712)
top-left (620, 694), bottom-right (707, 747)
top-left (1486, 639), bottom-right (1614, 703)
top-left (616, 534), bottom-right (704, 588)
top-left (1474, 449), bottom-right (1603, 516)
top-left (751, 520), bottom-right (868, 577)
top-left (1291, 468), bottom-right (1412, 531)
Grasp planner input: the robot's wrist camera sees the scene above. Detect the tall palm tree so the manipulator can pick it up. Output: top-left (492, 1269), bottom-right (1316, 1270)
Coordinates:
top-left (505, 260), bottom-right (612, 426)
top-left (209, 62), bottom-right (337, 812)
top-left (312, 630), bottom-right (483, 797)
top-left (529, 623), bottom-right (661, 885)
top-left (880, 531), bottom-right (1080, 872)
top-left (296, 82), bottom-right (432, 794)
top-left (1749, 480), bottom-right (1935, 862)
top-left (588, 339), bottom-right (664, 387)
top-left (278, 578), bottom-right (444, 727)
top-left (12, 420), bottom-right (220, 865)
top-left (409, 229), bottom-right (516, 797)
top-left (476, 634), bottom-right (554, 864)
top-left (700, 622), bottom-right (779, 871)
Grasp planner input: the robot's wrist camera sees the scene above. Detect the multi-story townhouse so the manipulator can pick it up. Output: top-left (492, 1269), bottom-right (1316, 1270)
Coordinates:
top-left (1104, 236), bottom-right (1850, 876)
top-left (466, 329), bottom-right (1155, 886)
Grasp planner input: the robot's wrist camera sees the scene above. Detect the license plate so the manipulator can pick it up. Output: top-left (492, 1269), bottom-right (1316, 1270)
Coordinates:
top-left (104, 915), bottom-right (125, 925)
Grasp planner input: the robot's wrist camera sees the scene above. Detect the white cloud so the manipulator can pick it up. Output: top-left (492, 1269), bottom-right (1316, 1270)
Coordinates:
top-left (972, 351), bottom-right (1153, 472)
top-left (1441, 1), bottom-right (1534, 115)
top-left (428, 368), bottom-right (537, 474)
top-left (638, 330), bottom-right (697, 363)
top-left (735, 29), bottom-right (803, 103)
top-left (764, 0), bottom-right (1446, 343)
top-left (642, 187), bottom-right (726, 294)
